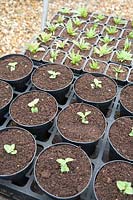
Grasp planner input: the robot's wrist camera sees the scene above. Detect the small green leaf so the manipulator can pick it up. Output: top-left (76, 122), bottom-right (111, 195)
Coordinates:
top-left (56, 158), bottom-right (74, 173)
top-left (31, 107), bottom-right (38, 113)
top-left (77, 111), bottom-right (91, 124)
top-left (4, 144), bottom-right (17, 155)
top-left (68, 50), bottom-right (82, 65)
top-left (129, 127), bottom-right (133, 137)
top-left (7, 62), bottom-right (18, 71)
top-left (91, 78), bottom-right (102, 89)
top-left (66, 19), bottom-right (77, 36)
top-left (116, 181), bottom-right (133, 195)
top-left (28, 98), bottom-right (39, 113)
top-left (48, 70), bottom-right (61, 79)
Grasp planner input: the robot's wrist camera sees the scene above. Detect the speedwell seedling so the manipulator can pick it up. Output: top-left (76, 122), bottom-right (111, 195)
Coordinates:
top-left (4, 144), bottom-right (17, 155)
top-left (116, 180), bottom-right (133, 195)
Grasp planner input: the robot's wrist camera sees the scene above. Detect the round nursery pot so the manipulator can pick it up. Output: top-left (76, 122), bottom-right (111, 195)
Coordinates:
top-left (32, 64), bottom-right (74, 104)
top-left (34, 143), bottom-right (92, 200)
top-left (0, 54), bottom-right (33, 91)
top-left (108, 116), bottom-right (133, 163)
top-left (57, 103), bottom-right (106, 156)
top-left (74, 73), bottom-right (117, 114)
top-left (94, 160), bottom-right (133, 200)
top-left (9, 90), bottom-right (58, 140)
top-left (0, 127), bottom-right (36, 181)
top-left (120, 84), bottom-right (133, 116)
top-left (0, 80), bottom-right (13, 121)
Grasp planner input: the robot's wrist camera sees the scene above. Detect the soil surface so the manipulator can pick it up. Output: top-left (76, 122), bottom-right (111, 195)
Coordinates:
top-left (95, 161), bottom-right (133, 200)
top-left (128, 69), bottom-right (133, 82)
top-left (0, 55), bottom-right (33, 81)
top-left (51, 39), bottom-right (73, 52)
top-left (112, 51), bottom-right (132, 66)
top-left (107, 17), bottom-right (127, 28)
top-left (97, 38), bottom-right (118, 49)
top-left (117, 38), bottom-right (133, 52)
top-left (75, 73), bottom-right (117, 102)
top-left (43, 49), bottom-right (65, 64)
top-left (109, 117), bottom-right (133, 160)
top-left (121, 29), bottom-right (133, 39)
top-left (25, 49), bottom-right (47, 61)
top-left (126, 21), bottom-right (133, 29)
top-left (0, 81), bottom-right (13, 109)
top-left (57, 103), bottom-right (106, 142)
top-left (120, 85), bottom-right (133, 113)
top-left (35, 144), bottom-right (91, 197)
top-left (106, 63), bottom-right (128, 81)
top-left (84, 59), bottom-right (107, 73)
top-left (91, 47), bottom-right (112, 62)
top-left (60, 28), bottom-right (79, 41)
top-left (72, 45), bottom-right (92, 57)
top-left (0, 128), bottom-right (35, 175)
top-left (32, 64), bottom-right (73, 91)
top-left (10, 91), bottom-right (58, 126)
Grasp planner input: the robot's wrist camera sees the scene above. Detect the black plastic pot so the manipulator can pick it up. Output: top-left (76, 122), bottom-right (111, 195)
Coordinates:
top-left (56, 103), bottom-right (107, 156)
top-left (74, 73), bottom-right (118, 114)
top-left (34, 143), bottom-right (92, 200)
top-left (31, 64), bottom-right (74, 104)
top-left (120, 83), bottom-right (133, 116)
top-left (108, 116), bottom-right (133, 163)
top-left (0, 127), bottom-right (37, 181)
top-left (0, 80), bottom-right (13, 121)
top-left (0, 54), bottom-right (33, 91)
top-left (9, 90), bottom-right (58, 140)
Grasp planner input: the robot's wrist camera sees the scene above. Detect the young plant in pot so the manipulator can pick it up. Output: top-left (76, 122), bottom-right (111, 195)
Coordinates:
top-left (37, 32), bottom-right (55, 47)
top-left (9, 90), bottom-right (58, 140)
top-left (94, 160), bottom-right (133, 200)
top-left (34, 143), bottom-right (92, 199)
top-left (117, 38), bottom-right (132, 52)
top-left (84, 59), bottom-right (107, 73)
top-left (72, 17), bottom-right (86, 31)
top-left (0, 54), bottom-right (33, 91)
top-left (84, 23), bottom-right (104, 36)
top-left (52, 38), bottom-right (72, 52)
top-left (0, 127), bottom-right (36, 181)
top-left (0, 80), bottom-right (13, 122)
top-left (120, 84), bottom-right (133, 116)
top-left (31, 64), bottom-right (74, 104)
top-left (97, 34), bottom-right (117, 49)
top-left (103, 25), bottom-right (122, 38)
top-left (56, 103), bottom-right (106, 156)
top-left (108, 16), bottom-right (127, 28)
top-left (44, 22), bottom-right (63, 36)
top-left (74, 6), bottom-right (91, 20)
top-left (74, 73), bottom-right (117, 114)
top-left (43, 49), bottom-right (66, 64)
top-left (82, 26), bottom-right (99, 45)
top-left (128, 69), bottom-right (133, 83)
top-left (58, 7), bottom-right (73, 17)
top-left (108, 116), bottom-right (133, 163)
top-left (90, 13), bottom-right (108, 24)
top-left (122, 29), bottom-right (133, 39)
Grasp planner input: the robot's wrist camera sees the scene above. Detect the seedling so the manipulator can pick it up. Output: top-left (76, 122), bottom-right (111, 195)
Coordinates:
top-left (116, 181), bottom-right (133, 195)
top-left (128, 31), bottom-right (133, 39)
top-left (48, 70), bottom-right (61, 79)
top-left (116, 50), bottom-right (132, 62)
top-left (85, 27), bottom-right (97, 39)
top-left (73, 38), bottom-right (90, 50)
top-left (59, 7), bottom-right (71, 14)
top-left (66, 19), bottom-right (77, 36)
top-left (56, 14), bottom-right (65, 24)
top-left (75, 7), bottom-right (88, 18)
top-left (73, 17), bottom-right (84, 26)
top-left (113, 17), bottom-right (126, 25)
top-left (49, 49), bottom-right (60, 63)
top-left (94, 44), bottom-right (113, 57)
top-left (55, 39), bottom-right (69, 49)
top-left (38, 32), bottom-right (52, 44)
top-left (68, 50), bottom-right (82, 65)
top-left (46, 22), bottom-right (59, 34)
top-left (26, 42), bottom-right (44, 54)
top-left (56, 158), bottom-right (74, 173)
top-left (7, 62), bottom-right (18, 72)
top-left (124, 38), bottom-right (131, 51)
top-left (77, 111), bottom-right (91, 124)
top-left (100, 34), bottom-right (114, 44)
top-left (91, 78), bottom-right (102, 89)
top-left (112, 66), bottom-right (124, 80)
top-left (94, 14), bottom-right (105, 22)
top-left (4, 144), bottom-right (17, 155)
top-left (105, 26), bottom-right (118, 35)
top-left (28, 98), bottom-right (39, 113)
top-left (129, 127), bottom-right (133, 137)
top-left (90, 60), bottom-right (100, 70)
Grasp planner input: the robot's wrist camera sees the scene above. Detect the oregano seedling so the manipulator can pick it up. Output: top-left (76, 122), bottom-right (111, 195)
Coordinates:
top-left (4, 144), bottom-right (17, 155)
top-left (77, 111), bottom-right (91, 124)
top-left (116, 180), bottom-right (133, 195)
top-left (28, 98), bottom-right (39, 113)
top-left (56, 158), bottom-right (74, 173)
top-left (7, 62), bottom-right (18, 72)
top-left (48, 70), bottom-right (61, 79)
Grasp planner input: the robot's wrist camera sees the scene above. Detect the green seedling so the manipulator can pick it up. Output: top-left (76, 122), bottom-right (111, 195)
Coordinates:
top-left (56, 158), bottom-right (74, 173)
top-left (94, 44), bottom-right (113, 57)
top-left (124, 38), bottom-right (131, 51)
top-left (105, 26), bottom-right (118, 35)
top-left (48, 70), bottom-right (61, 79)
top-left (28, 98), bottom-right (39, 113)
top-left (100, 34), bottom-right (114, 44)
top-left (85, 27), bottom-right (97, 39)
top-left (73, 17), bottom-right (84, 26)
top-left (73, 38), bottom-right (90, 50)
top-left (128, 31), bottom-right (133, 39)
top-left (38, 32), bottom-right (52, 44)
top-left (112, 66), bottom-right (124, 80)
top-left (66, 19), bottom-right (77, 36)
top-left (94, 14), bottom-right (105, 22)
top-left (55, 39), bottom-right (68, 49)
top-left (116, 181), bottom-right (133, 195)
top-left (4, 144), bottom-right (17, 155)
top-left (7, 62), bottom-right (18, 72)
top-left (56, 14), bottom-right (65, 24)
top-left (59, 7), bottom-right (71, 14)
top-left (91, 78), bottom-right (102, 89)
top-left (75, 7), bottom-right (88, 18)
top-left (113, 17), bottom-right (126, 25)
top-left (116, 50), bottom-right (132, 62)
top-left (68, 50), bottom-right (82, 65)
top-left (49, 49), bottom-right (60, 63)
top-left (26, 42), bottom-right (44, 54)
top-left (46, 22), bottom-right (59, 34)
top-left (129, 127), bottom-right (133, 137)
top-left (77, 111), bottom-right (91, 124)
top-left (90, 60), bottom-right (100, 70)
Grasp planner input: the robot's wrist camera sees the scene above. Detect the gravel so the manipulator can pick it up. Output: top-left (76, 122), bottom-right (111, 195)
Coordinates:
top-left (0, 0), bottom-right (133, 57)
